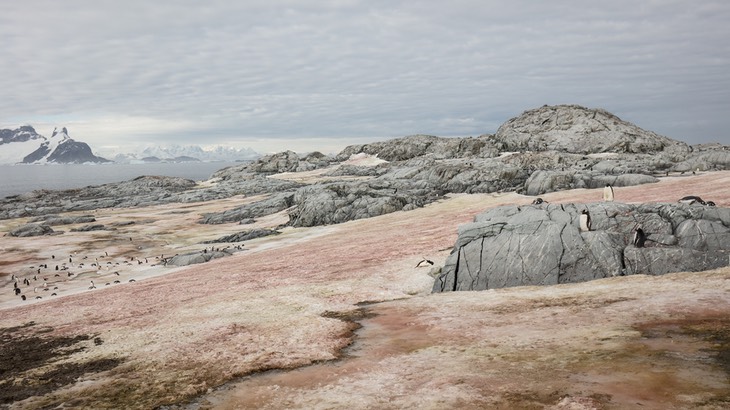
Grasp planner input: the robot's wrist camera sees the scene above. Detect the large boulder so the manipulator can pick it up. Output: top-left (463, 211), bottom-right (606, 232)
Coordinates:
top-left (433, 202), bottom-right (730, 292)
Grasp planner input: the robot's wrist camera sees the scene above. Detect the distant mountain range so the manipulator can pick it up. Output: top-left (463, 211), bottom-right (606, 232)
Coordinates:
top-left (0, 126), bottom-right (261, 164)
top-left (103, 144), bottom-right (260, 163)
top-left (0, 126), bottom-right (109, 164)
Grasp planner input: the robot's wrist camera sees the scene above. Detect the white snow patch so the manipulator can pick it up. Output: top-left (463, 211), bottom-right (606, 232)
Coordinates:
top-left (0, 140), bottom-right (43, 164)
top-left (587, 153), bottom-right (619, 158)
top-left (343, 153), bottom-right (388, 167)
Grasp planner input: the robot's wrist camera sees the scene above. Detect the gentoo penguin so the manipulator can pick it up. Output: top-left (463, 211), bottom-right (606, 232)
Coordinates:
top-left (579, 209), bottom-right (592, 232)
top-left (678, 195), bottom-right (705, 205)
top-left (632, 227), bottom-right (646, 248)
top-left (532, 197), bottom-right (546, 205)
top-left (603, 184), bottom-right (614, 202)
top-left (706, 201), bottom-right (716, 207)
top-left (89, 280), bottom-right (96, 290)
top-left (21, 295), bottom-right (26, 301)
top-left (415, 258), bottom-right (435, 268)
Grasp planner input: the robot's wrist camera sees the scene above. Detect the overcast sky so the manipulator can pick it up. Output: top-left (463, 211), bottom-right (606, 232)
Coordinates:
top-left (2, 1), bottom-right (729, 154)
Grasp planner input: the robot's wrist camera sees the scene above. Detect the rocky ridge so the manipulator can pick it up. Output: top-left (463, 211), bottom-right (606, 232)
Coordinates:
top-left (1, 105), bottom-right (728, 228)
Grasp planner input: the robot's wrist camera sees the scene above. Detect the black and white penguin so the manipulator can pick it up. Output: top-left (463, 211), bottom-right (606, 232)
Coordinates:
top-left (603, 184), bottom-right (614, 202)
top-left (632, 227), bottom-right (646, 248)
top-left (89, 280), bottom-right (96, 290)
top-left (678, 195), bottom-right (705, 205)
top-left (21, 295), bottom-right (26, 301)
top-left (532, 197), bottom-right (546, 205)
top-left (706, 201), bottom-right (716, 207)
top-left (415, 258), bottom-right (435, 268)
top-left (579, 209), bottom-right (592, 232)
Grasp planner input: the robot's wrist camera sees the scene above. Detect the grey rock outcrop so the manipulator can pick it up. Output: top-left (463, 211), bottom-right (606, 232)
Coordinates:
top-left (203, 229), bottom-right (280, 243)
top-left (221, 150), bottom-right (334, 175)
top-left (200, 193), bottom-right (295, 224)
top-left (335, 134), bottom-right (498, 162)
top-left (165, 249), bottom-right (236, 266)
top-left (70, 224), bottom-right (108, 232)
top-left (524, 170), bottom-right (657, 195)
top-left (30, 214), bottom-right (96, 225)
top-left (491, 104), bottom-right (690, 157)
top-left (433, 202), bottom-right (730, 292)
top-left (287, 181), bottom-right (436, 227)
top-left (8, 223), bottom-right (55, 237)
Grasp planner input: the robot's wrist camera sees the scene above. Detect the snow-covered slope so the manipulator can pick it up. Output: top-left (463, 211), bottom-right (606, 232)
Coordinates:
top-left (0, 126), bottom-right (46, 164)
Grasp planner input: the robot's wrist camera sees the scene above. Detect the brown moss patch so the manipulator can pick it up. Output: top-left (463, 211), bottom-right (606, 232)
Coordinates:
top-left (0, 321), bottom-right (123, 405)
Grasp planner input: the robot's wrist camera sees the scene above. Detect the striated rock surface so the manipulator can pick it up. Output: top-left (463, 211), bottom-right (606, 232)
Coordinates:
top-left (8, 223), bottom-right (55, 237)
top-left (491, 104), bottom-right (690, 156)
top-left (203, 228), bottom-right (279, 243)
top-left (334, 134), bottom-right (498, 162)
top-left (29, 215), bottom-right (96, 225)
top-left (165, 249), bottom-right (236, 266)
top-left (433, 202), bottom-right (730, 292)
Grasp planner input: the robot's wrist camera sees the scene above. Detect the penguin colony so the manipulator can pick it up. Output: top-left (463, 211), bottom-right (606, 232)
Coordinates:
top-left (4, 243), bottom-right (246, 303)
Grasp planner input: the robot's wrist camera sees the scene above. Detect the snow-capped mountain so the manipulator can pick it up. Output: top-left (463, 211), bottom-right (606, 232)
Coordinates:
top-left (105, 144), bottom-right (260, 163)
top-left (22, 127), bottom-right (110, 164)
top-left (0, 126), bottom-right (46, 164)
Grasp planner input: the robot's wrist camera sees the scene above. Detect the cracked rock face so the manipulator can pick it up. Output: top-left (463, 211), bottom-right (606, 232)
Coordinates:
top-left (433, 202), bottom-right (730, 292)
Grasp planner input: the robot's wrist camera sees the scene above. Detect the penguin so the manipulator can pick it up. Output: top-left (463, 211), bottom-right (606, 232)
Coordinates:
top-left (89, 280), bottom-right (96, 290)
top-left (415, 258), bottom-right (435, 268)
top-left (21, 295), bottom-right (26, 301)
top-left (532, 197), bottom-right (546, 205)
top-left (678, 195), bottom-right (705, 205)
top-left (603, 184), bottom-right (614, 202)
top-left (632, 227), bottom-right (646, 248)
top-left (579, 209), bottom-right (592, 232)
top-left (706, 201), bottom-right (716, 207)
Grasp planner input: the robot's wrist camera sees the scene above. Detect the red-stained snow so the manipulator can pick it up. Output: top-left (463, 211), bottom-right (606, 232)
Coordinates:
top-left (1, 171), bottom-right (729, 409)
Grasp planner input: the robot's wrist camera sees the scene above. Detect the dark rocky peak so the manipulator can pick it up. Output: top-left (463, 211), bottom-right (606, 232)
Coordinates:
top-left (21, 126), bottom-right (109, 164)
top-left (51, 127), bottom-right (70, 138)
top-left (492, 104), bottom-right (690, 156)
top-left (0, 125), bottom-right (44, 144)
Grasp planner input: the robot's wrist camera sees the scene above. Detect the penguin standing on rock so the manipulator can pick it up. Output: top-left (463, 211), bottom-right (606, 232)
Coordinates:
top-left (632, 226), bottom-right (646, 248)
top-left (532, 197), bottom-right (547, 205)
top-left (603, 184), bottom-right (614, 202)
top-left (579, 209), bottom-right (592, 232)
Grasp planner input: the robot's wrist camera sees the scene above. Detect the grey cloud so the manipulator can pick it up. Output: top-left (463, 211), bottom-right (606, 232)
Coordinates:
top-left (2, 1), bottom-right (729, 151)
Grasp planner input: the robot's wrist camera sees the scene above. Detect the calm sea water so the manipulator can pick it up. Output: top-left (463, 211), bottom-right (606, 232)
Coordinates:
top-left (0, 161), bottom-right (241, 199)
